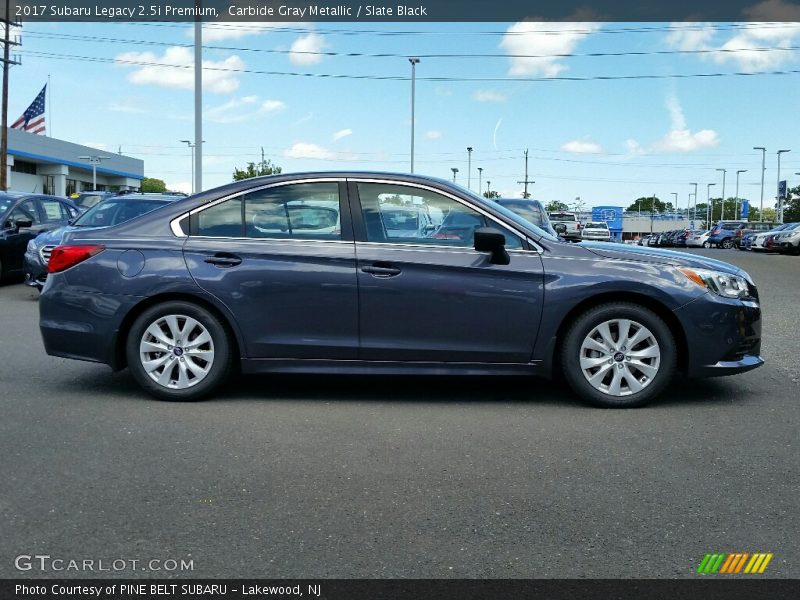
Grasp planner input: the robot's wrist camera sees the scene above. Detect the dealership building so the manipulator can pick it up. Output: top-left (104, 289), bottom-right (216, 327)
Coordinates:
top-left (6, 128), bottom-right (144, 196)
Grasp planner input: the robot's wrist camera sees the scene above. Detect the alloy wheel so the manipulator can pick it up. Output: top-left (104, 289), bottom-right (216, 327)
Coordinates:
top-left (139, 314), bottom-right (215, 389)
top-left (579, 319), bottom-right (661, 397)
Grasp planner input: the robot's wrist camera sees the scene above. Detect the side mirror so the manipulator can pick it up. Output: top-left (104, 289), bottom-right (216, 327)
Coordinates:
top-left (474, 227), bottom-right (510, 265)
top-left (554, 223), bottom-right (567, 235)
top-left (14, 218), bottom-right (33, 232)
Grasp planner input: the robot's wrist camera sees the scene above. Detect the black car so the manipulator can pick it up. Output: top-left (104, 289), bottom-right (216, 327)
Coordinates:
top-left (24, 193), bottom-right (182, 290)
top-left (0, 193), bottom-right (79, 283)
top-left (39, 171), bottom-right (763, 408)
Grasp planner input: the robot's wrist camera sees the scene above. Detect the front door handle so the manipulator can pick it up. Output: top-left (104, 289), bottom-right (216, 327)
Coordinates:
top-left (361, 263), bottom-right (401, 278)
top-left (204, 253), bottom-right (242, 268)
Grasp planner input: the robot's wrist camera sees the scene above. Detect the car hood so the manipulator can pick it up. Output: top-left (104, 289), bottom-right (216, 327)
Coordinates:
top-left (579, 241), bottom-right (743, 276)
top-left (33, 225), bottom-right (75, 246)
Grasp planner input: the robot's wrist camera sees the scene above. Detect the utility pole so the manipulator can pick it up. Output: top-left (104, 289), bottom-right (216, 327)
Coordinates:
top-left (194, 16), bottom-right (203, 193)
top-left (690, 182), bottom-right (698, 224)
top-left (408, 57), bottom-right (420, 174)
top-left (1, 2), bottom-right (21, 191)
top-left (477, 167), bottom-right (483, 196)
top-left (716, 168), bottom-right (726, 221)
top-left (517, 149), bottom-right (533, 198)
top-left (753, 147), bottom-right (766, 222)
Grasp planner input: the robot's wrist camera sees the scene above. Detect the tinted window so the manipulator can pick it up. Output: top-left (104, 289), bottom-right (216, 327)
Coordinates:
top-left (245, 183), bottom-right (340, 240)
top-left (584, 223), bottom-right (608, 229)
top-left (357, 183), bottom-right (522, 249)
top-left (549, 212), bottom-right (576, 221)
top-left (41, 200), bottom-right (68, 223)
top-left (75, 194), bottom-right (108, 209)
top-left (196, 183), bottom-right (342, 241)
top-left (498, 201), bottom-right (547, 228)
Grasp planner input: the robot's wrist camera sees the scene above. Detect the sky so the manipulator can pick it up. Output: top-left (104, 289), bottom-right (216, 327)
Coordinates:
top-left (9, 18), bottom-right (800, 209)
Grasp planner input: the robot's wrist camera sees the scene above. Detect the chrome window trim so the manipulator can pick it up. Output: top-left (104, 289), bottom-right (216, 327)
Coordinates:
top-left (169, 177), bottom-right (346, 238)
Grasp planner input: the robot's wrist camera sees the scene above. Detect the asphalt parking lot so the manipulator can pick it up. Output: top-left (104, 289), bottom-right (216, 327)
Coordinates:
top-left (1, 248), bottom-right (797, 579)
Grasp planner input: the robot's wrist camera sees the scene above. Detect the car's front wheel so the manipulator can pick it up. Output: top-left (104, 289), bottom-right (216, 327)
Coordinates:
top-left (560, 303), bottom-right (676, 408)
top-left (702, 241), bottom-right (709, 248)
top-left (125, 301), bottom-right (233, 401)
top-left (721, 238), bottom-right (734, 249)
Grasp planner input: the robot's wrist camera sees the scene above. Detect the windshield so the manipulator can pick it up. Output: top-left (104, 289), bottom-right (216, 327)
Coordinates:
top-left (498, 201), bottom-right (549, 229)
top-left (74, 199), bottom-right (168, 228)
top-left (464, 191), bottom-right (558, 242)
top-left (585, 223), bottom-right (608, 229)
top-left (549, 212), bottom-right (576, 221)
top-left (74, 194), bottom-right (108, 209)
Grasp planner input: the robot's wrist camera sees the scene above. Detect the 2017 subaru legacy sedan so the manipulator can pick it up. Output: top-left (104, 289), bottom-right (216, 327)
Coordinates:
top-left (38, 172), bottom-right (763, 408)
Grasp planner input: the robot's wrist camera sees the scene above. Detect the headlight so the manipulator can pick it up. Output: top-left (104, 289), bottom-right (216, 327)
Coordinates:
top-left (678, 267), bottom-right (750, 299)
top-left (26, 239), bottom-right (37, 252)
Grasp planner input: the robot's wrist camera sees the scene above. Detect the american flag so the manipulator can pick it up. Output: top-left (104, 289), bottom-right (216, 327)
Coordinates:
top-left (11, 85), bottom-right (47, 135)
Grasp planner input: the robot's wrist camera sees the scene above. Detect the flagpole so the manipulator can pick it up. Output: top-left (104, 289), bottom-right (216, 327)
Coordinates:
top-left (47, 74), bottom-right (51, 137)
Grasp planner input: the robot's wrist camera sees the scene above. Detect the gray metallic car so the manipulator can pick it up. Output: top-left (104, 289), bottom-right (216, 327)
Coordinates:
top-left (39, 172), bottom-right (763, 408)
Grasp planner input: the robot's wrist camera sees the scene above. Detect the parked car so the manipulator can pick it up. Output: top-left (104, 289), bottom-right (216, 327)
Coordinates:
top-left (548, 211), bottom-right (582, 241)
top-left (379, 206), bottom-right (434, 239)
top-left (773, 223), bottom-right (800, 255)
top-left (0, 193), bottom-right (78, 283)
top-left (581, 221), bottom-right (612, 242)
top-left (24, 194), bottom-right (183, 290)
top-left (495, 198), bottom-right (558, 236)
top-left (69, 191), bottom-right (117, 213)
top-left (39, 172), bottom-right (763, 408)
top-left (685, 230), bottom-right (711, 248)
top-left (637, 235), bottom-right (651, 246)
top-left (707, 221), bottom-right (777, 249)
top-left (673, 229), bottom-right (692, 248)
top-left (749, 223), bottom-right (797, 252)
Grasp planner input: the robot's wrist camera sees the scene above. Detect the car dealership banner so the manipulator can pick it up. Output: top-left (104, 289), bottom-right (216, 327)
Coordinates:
top-left (6, 0), bottom-right (800, 22)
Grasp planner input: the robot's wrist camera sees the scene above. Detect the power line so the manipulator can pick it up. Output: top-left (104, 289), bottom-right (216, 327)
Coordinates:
top-left (23, 29), bottom-right (800, 61)
top-left (20, 49), bottom-right (800, 83)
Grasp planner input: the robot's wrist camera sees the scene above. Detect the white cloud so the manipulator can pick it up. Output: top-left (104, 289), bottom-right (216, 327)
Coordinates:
top-left (284, 142), bottom-right (335, 160)
top-left (289, 33), bottom-right (327, 65)
top-left (665, 17), bottom-right (800, 71)
top-left (115, 46), bottom-right (244, 94)
top-left (472, 89), bottom-right (507, 103)
top-left (645, 94), bottom-right (719, 153)
top-left (166, 181), bottom-right (192, 194)
top-left (332, 128), bottom-right (352, 141)
top-left (500, 21), bottom-right (601, 77)
top-left (204, 96), bottom-right (285, 124)
top-left (424, 130), bottom-right (442, 140)
top-left (107, 101), bottom-right (146, 114)
top-left (561, 138), bottom-right (604, 154)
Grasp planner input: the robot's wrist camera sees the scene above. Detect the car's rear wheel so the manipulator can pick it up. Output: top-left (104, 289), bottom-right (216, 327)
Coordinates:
top-left (702, 241), bottom-right (709, 248)
top-left (125, 301), bottom-right (233, 401)
top-left (721, 238), bottom-right (734, 249)
top-left (560, 303), bottom-right (676, 408)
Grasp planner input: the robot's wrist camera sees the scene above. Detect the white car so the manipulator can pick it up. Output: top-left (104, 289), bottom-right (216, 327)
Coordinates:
top-left (581, 221), bottom-right (611, 242)
top-left (685, 230), bottom-right (711, 248)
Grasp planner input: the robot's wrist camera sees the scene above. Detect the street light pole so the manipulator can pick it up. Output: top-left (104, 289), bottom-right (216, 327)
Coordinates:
top-left (777, 149), bottom-right (791, 223)
top-left (753, 146), bottom-right (766, 222)
top-left (671, 192), bottom-right (678, 218)
top-left (408, 58), bottom-right (420, 174)
top-left (466, 147), bottom-right (473, 190)
top-left (194, 19), bottom-right (202, 193)
top-left (735, 170), bottom-right (747, 220)
top-left (716, 168), bottom-right (726, 221)
top-left (180, 140), bottom-right (195, 194)
top-left (78, 155), bottom-right (111, 190)
top-left (451, 167), bottom-right (458, 183)
top-left (486, 180), bottom-right (490, 197)
top-left (706, 183), bottom-right (716, 229)
top-left (690, 182), bottom-right (698, 223)
top-left (477, 167), bottom-right (483, 195)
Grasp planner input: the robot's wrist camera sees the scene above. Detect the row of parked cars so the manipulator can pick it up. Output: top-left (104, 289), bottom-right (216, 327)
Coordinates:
top-left (635, 220), bottom-right (800, 254)
top-left (0, 189), bottom-right (186, 287)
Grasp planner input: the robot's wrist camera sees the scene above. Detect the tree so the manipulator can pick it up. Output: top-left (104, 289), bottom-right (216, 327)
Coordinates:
top-left (483, 190), bottom-right (500, 199)
top-left (627, 196), bottom-right (666, 213)
top-left (781, 185), bottom-right (800, 222)
top-left (232, 158), bottom-right (282, 182)
top-left (140, 177), bottom-right (167, 193)
top-left (545, 200), bottom-right (569, 212)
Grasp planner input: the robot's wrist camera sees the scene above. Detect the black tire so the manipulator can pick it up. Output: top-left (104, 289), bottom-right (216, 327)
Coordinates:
top-left (702, 241), bottom-right (709, 248)
top-left (125, 301), bottom-right (233, 401)
top-left (721, 238), bottom-right (733, 249)
top-left (560, 303), bottom-right (677, 408)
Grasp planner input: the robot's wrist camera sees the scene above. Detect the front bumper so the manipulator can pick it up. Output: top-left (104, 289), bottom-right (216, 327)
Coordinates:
top-left (675, 293), bottom-right (763, 378)
top-left (23, 250), bottom-right (47, 288)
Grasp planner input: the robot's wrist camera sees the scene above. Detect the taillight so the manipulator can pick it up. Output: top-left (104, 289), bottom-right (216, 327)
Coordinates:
top-left (48, 245), bottom-right (105, 274)
top-left (735, 230), bottom-right (743, 237)
top-left (576, 223), bottom-right (582, 230)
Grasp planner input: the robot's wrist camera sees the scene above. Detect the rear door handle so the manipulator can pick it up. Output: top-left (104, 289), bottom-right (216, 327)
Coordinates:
top-left (361, 264), bottom-right (401, 278)
top-left (204, 253), bottom-right (242, 268)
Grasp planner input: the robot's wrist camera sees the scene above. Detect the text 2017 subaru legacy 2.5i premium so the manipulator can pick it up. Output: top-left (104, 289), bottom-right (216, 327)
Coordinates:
top-left (38, 173), bottom-right (763, 408)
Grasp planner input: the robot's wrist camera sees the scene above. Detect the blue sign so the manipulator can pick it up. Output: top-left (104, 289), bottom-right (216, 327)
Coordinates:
top-left (779, 180), bottom-right (787, 198)
top-left (591, 206), bottom-right (623, 231)
top-left (741, 200), bottom-right (749, 219)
